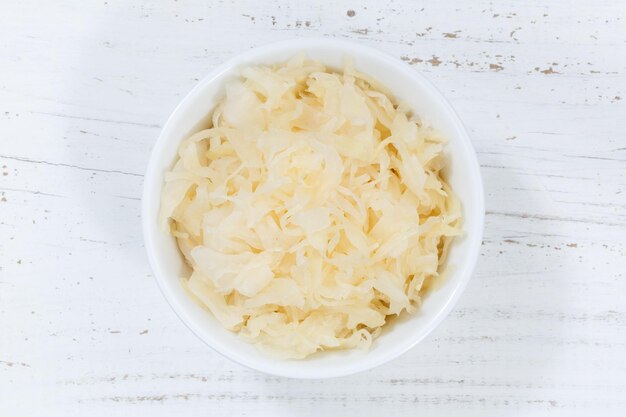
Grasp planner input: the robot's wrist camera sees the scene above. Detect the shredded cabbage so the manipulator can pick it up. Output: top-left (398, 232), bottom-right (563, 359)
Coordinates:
top-left (159, 55), bottom-right (461, 359)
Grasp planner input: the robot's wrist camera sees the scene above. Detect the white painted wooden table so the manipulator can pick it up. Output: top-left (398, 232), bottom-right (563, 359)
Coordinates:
top-left (1, 1), bottom-right (625, 415)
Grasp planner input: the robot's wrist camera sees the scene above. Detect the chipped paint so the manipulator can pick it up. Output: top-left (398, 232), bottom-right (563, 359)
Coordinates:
top-left (427, 55), bottom-right (442, 66)
top-left (539, 67), bottom-right (559, 75)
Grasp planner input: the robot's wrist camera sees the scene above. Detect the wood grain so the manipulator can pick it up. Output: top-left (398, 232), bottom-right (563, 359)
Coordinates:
top-left (1, 0), bottom-right (625, 416)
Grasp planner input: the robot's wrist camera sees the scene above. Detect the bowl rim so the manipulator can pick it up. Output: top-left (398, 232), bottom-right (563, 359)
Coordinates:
top-left (142, 36), bottom-right (484, 379)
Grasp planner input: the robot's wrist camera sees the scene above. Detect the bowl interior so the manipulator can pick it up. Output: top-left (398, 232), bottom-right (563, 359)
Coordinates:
top-left (143, 38), bottom-right (484, 379)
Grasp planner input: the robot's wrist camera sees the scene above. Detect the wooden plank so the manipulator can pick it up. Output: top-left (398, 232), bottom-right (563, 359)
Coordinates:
top-left (1, 0), bottom-right (625, 416)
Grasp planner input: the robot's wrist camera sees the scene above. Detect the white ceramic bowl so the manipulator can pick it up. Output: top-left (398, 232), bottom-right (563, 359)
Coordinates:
top-left (142, 37), bottom-right (484, 379)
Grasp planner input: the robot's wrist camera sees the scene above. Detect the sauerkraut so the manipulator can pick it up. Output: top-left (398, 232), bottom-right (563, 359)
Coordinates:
top-left (159, 56), bottom-right (461, 359)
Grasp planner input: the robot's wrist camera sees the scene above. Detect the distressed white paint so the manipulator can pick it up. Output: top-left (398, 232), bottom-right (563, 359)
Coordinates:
top-left (1, 0), bottom-right (625, 415)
